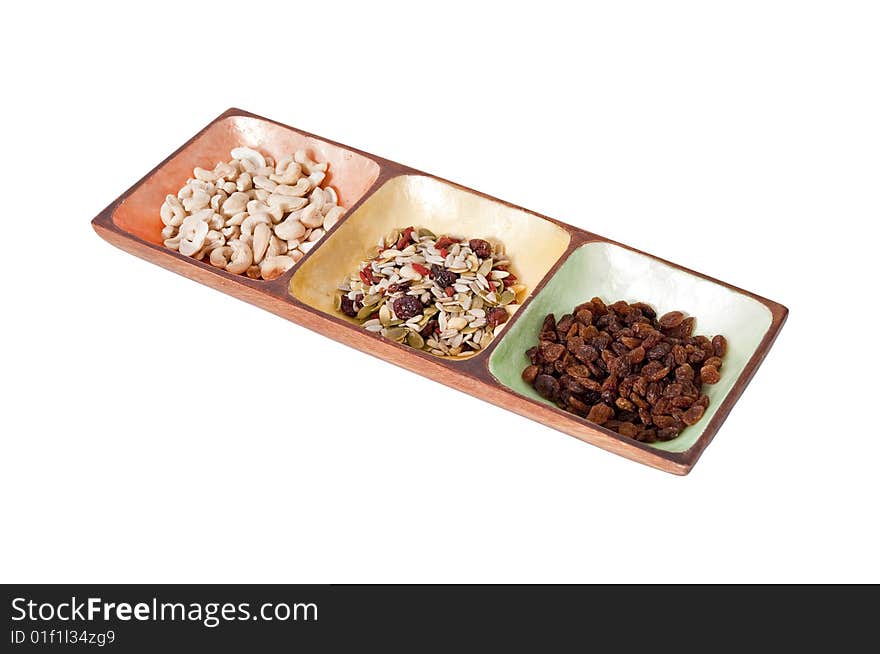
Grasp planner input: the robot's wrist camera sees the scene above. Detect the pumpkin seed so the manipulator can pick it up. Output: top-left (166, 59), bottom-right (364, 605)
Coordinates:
top-left (406, 331), bottom-right (425, 349)
top-left (384, 327), bottom-right (408, 342)
top-left (357, 304), bottom-right (377, 320)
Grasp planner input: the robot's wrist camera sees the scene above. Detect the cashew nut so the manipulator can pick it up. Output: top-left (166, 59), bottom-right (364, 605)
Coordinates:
top-left (209, 245), bottom-right (232, 268)
top-left (260, 255), bottom-right (295, 281)
top-left (253, 175), bottom-right (277, 192)
top-left (322, 206), bottom-right (345, 231)
top-left (267, 194), bottom-right (308, 213)
top-left (299, 203), bottom-right (324, 229)
top-left (252, 222), bottom-right (272, 264)
top-left (221, 192), bottom-right (249, 217)
top-left (160, 194), bottom-right (187, 227)
top-left (274, 214), bottom-right (307, 241)
top-left (178, 214), bottom-right (210, 257)
top-left (236, 172), bottom-right (253, 192)
top-left (241, 212), bottom-right (272, 239)
top-left (272, 178), bottom-right (311, 197)
top-left (309, 187), bottom-right (325, 212)
top-left (230, 146), bottom-right (265, 170)
top-left (226, 239), bottom-right (253, 275)
top-left (183, 188), bottom-right (211, 213)
top-left (270, 161), bottom-right (302, 185)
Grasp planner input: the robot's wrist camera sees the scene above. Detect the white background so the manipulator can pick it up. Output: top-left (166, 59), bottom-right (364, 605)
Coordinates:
top-left (2, 1), bottom-right (877, 583)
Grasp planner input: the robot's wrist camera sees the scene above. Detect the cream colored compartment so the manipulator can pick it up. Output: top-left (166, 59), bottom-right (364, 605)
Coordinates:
top-left (289, 174), bottom-right (571, 356)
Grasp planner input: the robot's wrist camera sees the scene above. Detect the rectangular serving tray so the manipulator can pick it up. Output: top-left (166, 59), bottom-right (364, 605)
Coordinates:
top-left (92, 108), bottom-right (788, 475)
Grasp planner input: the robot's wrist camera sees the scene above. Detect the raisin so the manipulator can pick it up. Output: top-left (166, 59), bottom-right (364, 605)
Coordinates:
top-left (712, 335), bottom-right (727, 357)
top-left (575, 309), bottom-right (593, 325)
top-left (630, 394), bottom-right (649, 410)
top-left (633, 376), bottom-right (649, 397)
top-left (431, 265), bottom-right (457, 288)
top-left (540, 342), bottom-right (566, 362)
top-left (487, 308), bottom-right (509, 329)
top-left (619, 336), bottom-right (642, 349)
top-left (663, 383), bottom-right (684, 398)
top-left (574, 344), bottom-right (598, 364)
top-left (587, 403), bottom-right (614, 425)
top-left (631, 302), bottom-right (656, 320)
top-left (682, 404), bottom-right (705, 426)
top-left (526, 346), bottom-right (540, 364)
top-left (700, 365), bottom-right (721, 384)
top-left (637, 428), bottom-right (658, 443)
top-left (565, 363), bottom-right (590, 378)
top-left (556, 314), bottom-right (575, 335)
top-left (392, 295), bottom-right (423, 320)
top-left (618, 422), bottom-right (639, 438)
top-left (642, 361), bottom-right (671, 382)
top-left (616, 397), bottom-right (635, 412)
top-left (567, 396), bottom-right (590, 416)
top-left (340, 295), bottom-right (358, 317)
top-left (659, 311), bottom-right (686, 329)
top-left (629, 346), bottom-right (646, 365)
top-left (657, 427), bottom-right (681, 441)
top-left (533, 374), bottom-right (560, 400)
top-left (468, 238), bottom-right (492, 258)
top-left (675, 364), bottom-right (695, 382)
top-left (704, 356), bottom-right (723, 370)
top-left (671, 395), bottom-right (694, 409)
top-left (646, 381), bottom-right (662, 404)
top-left (522, 365), bottom-right (540, 384)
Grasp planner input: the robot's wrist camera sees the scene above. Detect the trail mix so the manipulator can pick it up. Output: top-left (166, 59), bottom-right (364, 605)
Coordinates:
top-left (337, 226), bottom-right (525, 357)
top-left (522, 298), bottom-right (727, 442)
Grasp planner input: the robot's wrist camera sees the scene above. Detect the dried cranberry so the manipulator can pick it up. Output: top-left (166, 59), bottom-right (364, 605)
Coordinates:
top-left (468, 238), bottom-right (492, 258)
top-left (392, 295), bottom-right (423, 320)
top-left (340, 295), bottom-right (358, 317)
top-left (487, 307), bottom-right (509, 329)
top-left (431, 265), bottom-right (457, 288)
top-left (420, 318), bottom-right (439, 337)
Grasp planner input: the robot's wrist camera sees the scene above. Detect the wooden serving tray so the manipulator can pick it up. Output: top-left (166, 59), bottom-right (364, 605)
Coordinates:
top-left (92, 108), bottom-right (787, 475)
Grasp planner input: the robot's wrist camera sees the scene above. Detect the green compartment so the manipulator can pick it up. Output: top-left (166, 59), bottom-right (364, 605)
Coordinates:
top-left (488, 241), bottom-right (773, 453)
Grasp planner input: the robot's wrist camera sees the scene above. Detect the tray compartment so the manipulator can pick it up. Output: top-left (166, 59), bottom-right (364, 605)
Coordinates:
top-left (489, 240), bottom-right (776, 453)
top-left (111, 114), bottom-right (382, 253)
top-left (289, 174), bottom-right (571, 357)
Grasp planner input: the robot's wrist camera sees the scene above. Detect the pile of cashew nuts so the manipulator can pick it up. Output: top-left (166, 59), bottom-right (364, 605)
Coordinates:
top-left (160, 147), bottom-right (345, 280)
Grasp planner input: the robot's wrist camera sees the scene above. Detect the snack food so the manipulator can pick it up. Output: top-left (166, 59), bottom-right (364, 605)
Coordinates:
top-left (160, 147), bottom-right (344, 280)
top-left (337, 227), bottom-right (525, 357)
top-left (522, 298), bottom-right (727, 442)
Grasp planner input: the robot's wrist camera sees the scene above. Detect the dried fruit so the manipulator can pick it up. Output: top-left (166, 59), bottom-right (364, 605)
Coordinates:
top-left (521, 365), bottom-right (540, 384)
top-left (659, 311), bottom-right (685, 329)
top-left (534, 374), bottom-right (560, 400)
top-left (468, 238), bottom-right (492, 258)
top-left (521, 299), bottom-right (727, 442)
top-left (392, 295), bottom-right (423, 320)
top-left (587, 403), bottom-right (614, 425)
top-left (700, 365), bottom-right (721, 384)
top-left (431, 264), bottom-right (457, 289)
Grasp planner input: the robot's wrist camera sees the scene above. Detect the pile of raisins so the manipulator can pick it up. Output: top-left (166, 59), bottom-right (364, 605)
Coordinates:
top-left (522, 298), bottom-right (727, 442)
